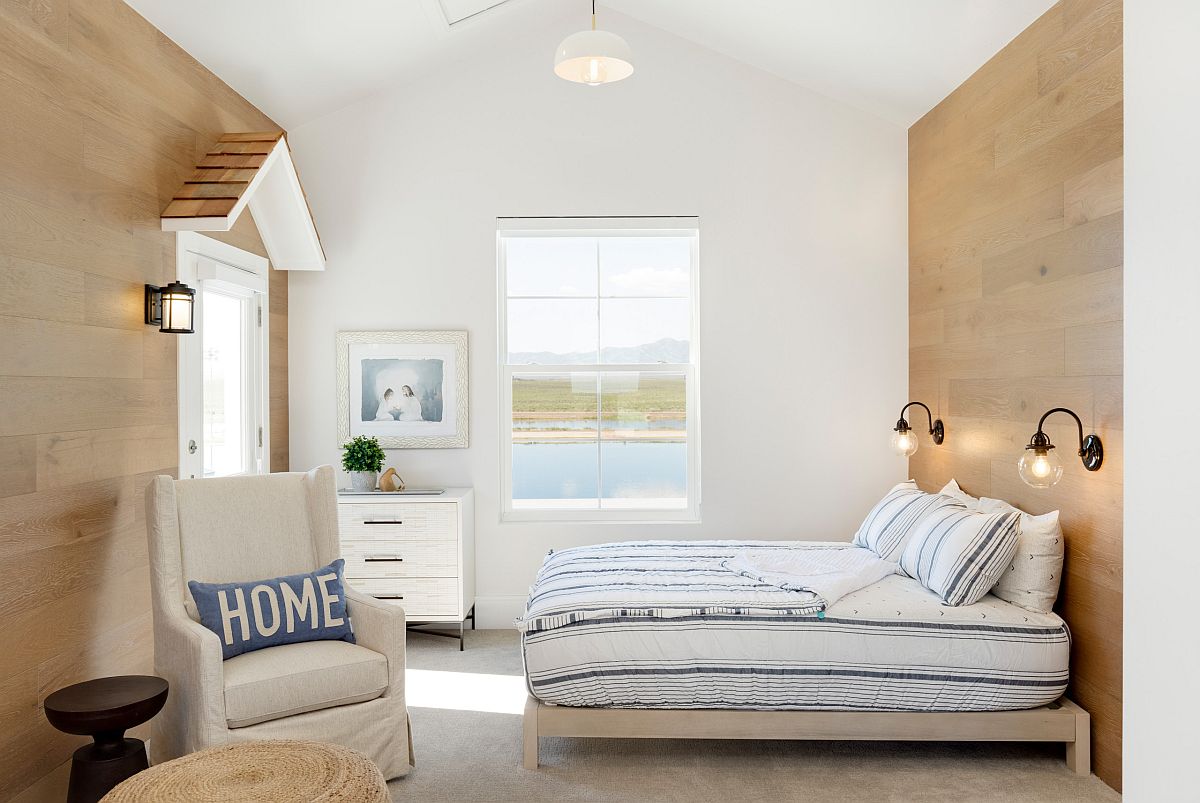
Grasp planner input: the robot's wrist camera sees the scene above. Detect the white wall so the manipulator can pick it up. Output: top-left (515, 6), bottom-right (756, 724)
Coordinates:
top-left (287, 5), bottom-right (908, 626)
top-left (1123, 2), bottom-right (1200, 798)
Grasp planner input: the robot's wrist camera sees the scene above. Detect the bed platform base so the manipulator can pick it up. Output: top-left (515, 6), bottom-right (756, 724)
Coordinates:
top-left (522, 695), bottom-right (1090, 776)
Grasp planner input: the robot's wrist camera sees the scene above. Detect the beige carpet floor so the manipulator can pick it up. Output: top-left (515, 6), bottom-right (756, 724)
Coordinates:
top-left (392, 630), bottom-right (1118, 802)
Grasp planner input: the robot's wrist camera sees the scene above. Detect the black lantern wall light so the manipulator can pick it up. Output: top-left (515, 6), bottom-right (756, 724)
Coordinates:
top-left (891, 401), bottom-right (945, 457)
top-left (1018, 407), bottom-right (1103, 488)
top-left (144, 281), bottom-right (196, 334)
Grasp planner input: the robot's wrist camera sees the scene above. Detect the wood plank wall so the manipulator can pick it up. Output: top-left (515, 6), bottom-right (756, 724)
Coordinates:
top-left (0, 1), bottom-right (288, 798)
top-left (908, 0), bottom-right (1122, 790)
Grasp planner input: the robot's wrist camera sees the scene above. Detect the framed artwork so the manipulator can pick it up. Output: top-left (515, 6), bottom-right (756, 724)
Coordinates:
top-left (336, 330), bottom-right (469, 449)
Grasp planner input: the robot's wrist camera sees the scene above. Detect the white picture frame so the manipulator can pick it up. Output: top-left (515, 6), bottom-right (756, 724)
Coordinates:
top-left (336, 330), bottom-right (469, 449)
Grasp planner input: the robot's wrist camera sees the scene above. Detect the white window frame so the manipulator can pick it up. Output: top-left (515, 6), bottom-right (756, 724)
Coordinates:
top-left (497, 217), bottom-right (701, 523)
top-left (176, 232), bottom-right (271, 479)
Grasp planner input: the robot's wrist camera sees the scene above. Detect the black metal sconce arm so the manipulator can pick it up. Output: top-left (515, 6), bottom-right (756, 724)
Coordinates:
top-left (896, 401), bottom-right (945, 445)
top-left (1030, 407), bottom-right (1103, 471)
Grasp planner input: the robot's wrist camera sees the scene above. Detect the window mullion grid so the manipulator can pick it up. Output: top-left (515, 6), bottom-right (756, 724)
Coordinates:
top-left (500, 225), bottom-right (698, 519)
top-left (594, 238), bottom-right (602, 510)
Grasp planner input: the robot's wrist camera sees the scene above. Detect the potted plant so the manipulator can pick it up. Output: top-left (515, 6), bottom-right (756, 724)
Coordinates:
top-left (341, 436), bottom-right (386, 492)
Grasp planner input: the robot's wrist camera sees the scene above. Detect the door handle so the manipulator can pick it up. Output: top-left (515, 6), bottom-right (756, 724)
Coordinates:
top-left (364, 555), bottom-right (404, 562)
top-left (363, 520), bottom-right (404, 525)
top-left (373, 594), bottom-right (404, 600)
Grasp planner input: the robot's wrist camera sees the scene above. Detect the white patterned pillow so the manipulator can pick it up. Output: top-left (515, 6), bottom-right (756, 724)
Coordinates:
top-left (977, 497), bottom-right (1064, 614)
top-left (939, 479), bottom-right (979, 508)
top-left (852, 481), bottom-right (966, 563)
top-left (899, 506), bottom-right (1022, 606)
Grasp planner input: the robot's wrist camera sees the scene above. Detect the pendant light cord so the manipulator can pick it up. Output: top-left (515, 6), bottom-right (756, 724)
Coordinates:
top-left (592, 0), bottom-right (597, 30)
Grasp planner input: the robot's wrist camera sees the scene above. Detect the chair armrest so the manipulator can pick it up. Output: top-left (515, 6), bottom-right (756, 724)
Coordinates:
top-left (345, 586), bottom-right (406, 694)
top-left (153, 609), bottom-right (228, 735)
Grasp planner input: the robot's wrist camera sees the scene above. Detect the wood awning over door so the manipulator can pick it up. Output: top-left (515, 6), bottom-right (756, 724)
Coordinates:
top-left (161, 131), bottom-right (326, 271)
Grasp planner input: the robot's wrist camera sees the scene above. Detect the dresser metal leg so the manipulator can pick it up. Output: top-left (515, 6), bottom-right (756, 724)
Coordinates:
top-left (407, 604), bottom-right (475, 651)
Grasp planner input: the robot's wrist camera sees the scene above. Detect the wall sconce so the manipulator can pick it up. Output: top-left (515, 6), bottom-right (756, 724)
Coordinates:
top-left (144, 282), bottom-right (195, 334)
top-left (891, 401), bottom-right (945, 456)
top-left (1018, 407), bottom-right (1103, 488)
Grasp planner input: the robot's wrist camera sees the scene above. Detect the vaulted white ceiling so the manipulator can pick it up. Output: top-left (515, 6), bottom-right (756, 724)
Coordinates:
top-left (125, 0), bottom-right (1054, 130)
top-left (604, 0), bottom-right (1057, 127)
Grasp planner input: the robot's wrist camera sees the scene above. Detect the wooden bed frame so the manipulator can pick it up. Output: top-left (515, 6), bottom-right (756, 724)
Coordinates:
top-left (522, 695), bottom-right (1090, 775)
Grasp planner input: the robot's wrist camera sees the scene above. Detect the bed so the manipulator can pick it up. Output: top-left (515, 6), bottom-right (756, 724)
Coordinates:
top-left (518, 541), bottom-right (1089, 774)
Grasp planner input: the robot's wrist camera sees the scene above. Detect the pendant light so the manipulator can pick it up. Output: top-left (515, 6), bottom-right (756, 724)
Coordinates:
top-left (554, 0), bottom-right (634, 86)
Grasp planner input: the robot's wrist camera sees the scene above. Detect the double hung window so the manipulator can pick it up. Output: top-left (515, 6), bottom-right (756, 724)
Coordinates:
top-left (498, 218), bottom-right (699, 521)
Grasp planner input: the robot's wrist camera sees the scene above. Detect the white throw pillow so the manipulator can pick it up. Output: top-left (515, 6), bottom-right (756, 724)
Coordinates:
top-left (939, 479), bottom-right (980, 509)
top-left (976, 497), bottom-right (1064, 614)
top-left (899, 506), bottom-right (1022, 606)
top-left (852, 480), bottom-right (966, 563)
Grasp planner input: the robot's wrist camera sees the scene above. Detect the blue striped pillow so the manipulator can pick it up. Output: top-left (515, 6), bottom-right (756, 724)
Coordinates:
top-left (899, 507), bottom-right (1022, 606)
top-left (852, 482), bottom-right (966, 562)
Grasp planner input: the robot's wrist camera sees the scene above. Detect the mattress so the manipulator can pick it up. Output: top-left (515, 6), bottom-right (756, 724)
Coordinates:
top-left (518, 541), bottom-right (1069, 712)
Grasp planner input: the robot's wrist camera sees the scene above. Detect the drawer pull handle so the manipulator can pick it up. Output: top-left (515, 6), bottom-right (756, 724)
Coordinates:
top-left (373, 594), bottom-right (405, 600)
top-left (364, 555), bottom-right (404, 562)
top-left (363, 519), bottom-right (404, 525)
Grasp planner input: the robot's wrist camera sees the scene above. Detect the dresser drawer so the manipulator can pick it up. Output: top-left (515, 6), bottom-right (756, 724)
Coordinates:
top-left (341, 538), bottom-right (459, 578)
top-left (337, 502), bottom-right (457, 542)
top-left (346, 577), bottom-right (460, 617)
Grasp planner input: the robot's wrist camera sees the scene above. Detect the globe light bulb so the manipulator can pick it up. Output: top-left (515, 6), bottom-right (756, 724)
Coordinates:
top-left (891, 428), bottom-right (919, 457)
top-left (1018, 447), bottom-right (1063, 488)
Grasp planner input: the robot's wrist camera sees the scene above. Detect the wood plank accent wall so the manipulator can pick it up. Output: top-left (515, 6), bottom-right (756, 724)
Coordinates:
top-left (908, 0), bottom-right (1122, 790)
top-left (0, 1), bottom-right (288, 798)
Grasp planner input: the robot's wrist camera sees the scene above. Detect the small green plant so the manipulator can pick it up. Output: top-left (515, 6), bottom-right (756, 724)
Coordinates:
top-left (341, 436), bottom-right (385, 473)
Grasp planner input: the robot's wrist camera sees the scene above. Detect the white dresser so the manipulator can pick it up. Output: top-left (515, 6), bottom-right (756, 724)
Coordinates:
top-left (336, 488), bottom-right (475, 648)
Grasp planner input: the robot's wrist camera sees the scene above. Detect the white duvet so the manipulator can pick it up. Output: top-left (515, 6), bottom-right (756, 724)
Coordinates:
top-left (722, 545), bottom-right (897, 608)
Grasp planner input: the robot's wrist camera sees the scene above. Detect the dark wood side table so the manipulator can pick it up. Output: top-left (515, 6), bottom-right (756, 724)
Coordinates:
top-left (44, 675), bottom-right (169, 803)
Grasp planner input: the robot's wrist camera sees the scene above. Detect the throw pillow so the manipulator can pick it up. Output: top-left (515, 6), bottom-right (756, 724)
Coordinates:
top-left (977, 497), bottom-right (1064, 614)
top-left (899, 507), bottom-right (1022, 606)
top-left (852, 480), bottom-right (966, 563)
top-left (939, 478), bottom-right (980, 509)
top-left (188, 559), bottom-right (356, 659)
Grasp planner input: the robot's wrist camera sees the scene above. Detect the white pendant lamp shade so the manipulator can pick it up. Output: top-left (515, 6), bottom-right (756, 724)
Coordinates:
top-left (554, 8), bottom-right (633, 86)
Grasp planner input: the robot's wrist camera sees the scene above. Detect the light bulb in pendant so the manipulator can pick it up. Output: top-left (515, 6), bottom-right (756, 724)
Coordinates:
top-left (585, 58), bottom-right (605, 85)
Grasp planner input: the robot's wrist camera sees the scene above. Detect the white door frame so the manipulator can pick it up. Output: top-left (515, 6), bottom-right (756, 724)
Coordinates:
top-left (175, 232), bottom-right (271, 478)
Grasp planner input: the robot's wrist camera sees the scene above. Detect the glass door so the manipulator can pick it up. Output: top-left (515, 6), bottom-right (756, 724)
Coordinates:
top-left (200, 284), bottom-right (258, 477)
top-left (176, 237), bottom-right (270, 479)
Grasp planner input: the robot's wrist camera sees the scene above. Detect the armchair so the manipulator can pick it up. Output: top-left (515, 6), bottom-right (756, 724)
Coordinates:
top-left (144, 466), bottom-right (412, 779)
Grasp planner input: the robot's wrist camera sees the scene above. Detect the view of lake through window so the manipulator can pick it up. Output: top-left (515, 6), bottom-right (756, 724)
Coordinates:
top-left (499, 222), bottom-right (699, 519)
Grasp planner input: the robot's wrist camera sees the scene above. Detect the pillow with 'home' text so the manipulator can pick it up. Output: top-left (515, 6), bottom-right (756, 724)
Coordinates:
top-left (188, 559), bottom-right (355, 659)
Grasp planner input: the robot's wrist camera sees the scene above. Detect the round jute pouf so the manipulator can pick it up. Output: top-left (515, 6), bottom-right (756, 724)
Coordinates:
top-left (100, 740), bottom-right (388, 803)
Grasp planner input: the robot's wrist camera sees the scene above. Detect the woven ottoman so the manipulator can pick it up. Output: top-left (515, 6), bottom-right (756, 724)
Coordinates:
top-left (100, 740), bottom-right (388, 802)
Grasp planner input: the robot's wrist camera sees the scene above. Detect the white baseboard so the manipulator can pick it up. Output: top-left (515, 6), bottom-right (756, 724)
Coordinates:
top-left (473, 595), bottom-right (527, 629)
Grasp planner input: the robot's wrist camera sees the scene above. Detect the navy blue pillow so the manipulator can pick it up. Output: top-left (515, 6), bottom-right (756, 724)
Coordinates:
top-left (188, 559), bottom-right (356, 659)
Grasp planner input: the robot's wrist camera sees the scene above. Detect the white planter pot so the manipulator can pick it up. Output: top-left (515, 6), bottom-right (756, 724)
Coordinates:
top-left (349, 471), bottom-right (378, 492)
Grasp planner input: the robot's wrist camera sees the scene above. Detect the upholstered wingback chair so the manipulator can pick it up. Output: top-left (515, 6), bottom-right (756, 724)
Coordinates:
top-left (145, 465), bottom-right (412, 779)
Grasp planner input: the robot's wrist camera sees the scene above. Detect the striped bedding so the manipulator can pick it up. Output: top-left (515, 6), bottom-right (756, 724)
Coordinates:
top-left (518, 541), bottom-right (1069, 712)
